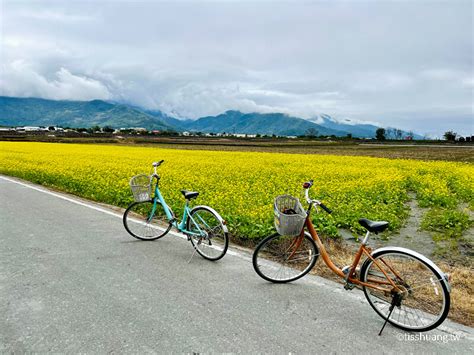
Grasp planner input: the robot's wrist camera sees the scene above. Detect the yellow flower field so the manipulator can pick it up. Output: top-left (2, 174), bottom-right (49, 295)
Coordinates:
top-left (1, 142), bottom-right (473, 240)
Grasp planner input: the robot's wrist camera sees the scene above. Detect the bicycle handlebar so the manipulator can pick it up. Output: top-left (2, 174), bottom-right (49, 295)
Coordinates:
top-left (152, 160), bottom-right (164, 175)
top-left (303, 180), bottom-right (332, 214)
top-left (319, 203), bottom-right (332, 214)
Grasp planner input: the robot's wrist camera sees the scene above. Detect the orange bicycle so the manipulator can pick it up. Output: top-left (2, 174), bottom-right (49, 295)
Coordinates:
top-left (252, 180), bottom-right (451, 333)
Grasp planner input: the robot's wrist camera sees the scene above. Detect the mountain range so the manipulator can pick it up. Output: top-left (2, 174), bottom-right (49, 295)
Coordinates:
top-left (146, 110), bottom-right (351, 136)
top-left (0, 96), bottom-right (409, 138)
top-left (0, 96), bottom-right (172, 131)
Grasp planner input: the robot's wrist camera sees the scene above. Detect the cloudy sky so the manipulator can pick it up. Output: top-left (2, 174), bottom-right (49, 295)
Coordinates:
top-left (1, 0), bottom-right (472, 136)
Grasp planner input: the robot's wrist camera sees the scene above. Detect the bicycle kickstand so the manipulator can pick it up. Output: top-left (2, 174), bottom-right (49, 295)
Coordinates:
top-left (187, 245), bottom-right (199, 264)
top-left (378, 293), bottom-right (402, 336)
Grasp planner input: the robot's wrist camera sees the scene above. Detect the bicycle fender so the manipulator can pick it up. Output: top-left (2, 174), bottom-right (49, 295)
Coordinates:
top-left (190, 205), bottom-right (229, 234)
top-left (369, 246), bottom-right (451, 293)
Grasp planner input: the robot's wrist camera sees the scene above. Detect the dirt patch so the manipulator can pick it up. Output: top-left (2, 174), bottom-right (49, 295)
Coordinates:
top-left (340, 193), bottom-right (473, 265)
top-left (370, 194), bottom-right (436, 255)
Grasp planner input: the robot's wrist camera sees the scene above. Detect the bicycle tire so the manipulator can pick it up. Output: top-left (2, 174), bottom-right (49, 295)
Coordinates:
top-left (123, 200), bottom-right (172, 241)
top-left (253, 232), bottom-right (319, 283)
top-left (360, 248), bottom-right (450, 332)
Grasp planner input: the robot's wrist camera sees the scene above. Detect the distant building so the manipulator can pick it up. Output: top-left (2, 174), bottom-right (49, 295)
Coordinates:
top-left (22, 126), bottom-right (42, 131)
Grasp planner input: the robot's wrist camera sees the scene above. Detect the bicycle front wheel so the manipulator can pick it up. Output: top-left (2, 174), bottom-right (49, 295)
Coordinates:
top-left (252, 232), bottom-right (319, 283)
top-left (360, 249), bottom-right (450, 332)
top-left (123, 200), bottom-right (172, 241)
top-left (186, 206), bottom-right (229, 261)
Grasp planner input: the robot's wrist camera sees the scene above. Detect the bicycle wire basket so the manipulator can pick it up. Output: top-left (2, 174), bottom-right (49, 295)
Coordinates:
top-left (274, 195), bottom-right (306, 236)
top-left (129, 174), bottom-right (152, 202)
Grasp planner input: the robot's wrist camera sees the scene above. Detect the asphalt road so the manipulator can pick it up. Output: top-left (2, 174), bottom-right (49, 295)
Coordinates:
top-left (1, 175), bottom-right (473, 353)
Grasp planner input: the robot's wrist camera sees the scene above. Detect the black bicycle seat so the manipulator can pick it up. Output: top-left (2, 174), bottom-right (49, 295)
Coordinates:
top-left (181, 190), bottom-right (199, 200)
top-left (358, 218), bottom-right (389, 234)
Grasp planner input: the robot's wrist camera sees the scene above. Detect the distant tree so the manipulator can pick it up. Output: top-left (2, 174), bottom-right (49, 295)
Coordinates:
top-left (376, 128), bottom-right (386, 141)
top-left (159, 130), bottom-right (177, 136)
top-left (443, 131), bottom-right (457, 141)
top-left (385, 128), bottom-right (394, 140)
top-left (305, 128), bottom-right (319, 138)
top-left (256, 133), bottom-right (261, 138)
top-left (346, 133), bottom-right (352, 139)
top-left (102, 126), bottom-right (114, 133)
top-left (458, 136), bottom-right (466, 142)
top-left (466, 136), bottom-right (471, 142)
top-left (76, 127), bottom-right (88, 133)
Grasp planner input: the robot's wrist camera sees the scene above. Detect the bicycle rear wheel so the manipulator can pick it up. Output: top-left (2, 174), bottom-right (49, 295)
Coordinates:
top-left (123, 200), bottom-right (172, 240)
top-left (252, 232), bottom-right (319, 283)
top-left (186, 206), bottom-right (229, 261)
top-left (360, 249), bottom-right (450, 332)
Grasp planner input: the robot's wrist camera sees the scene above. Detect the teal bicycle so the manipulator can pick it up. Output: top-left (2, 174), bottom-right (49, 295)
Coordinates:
top-left (123, 160), bottom-right (229, 261)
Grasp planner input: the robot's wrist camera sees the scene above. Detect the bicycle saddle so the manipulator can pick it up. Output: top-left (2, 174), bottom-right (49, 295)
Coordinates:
top-left (358, 218), bottom-right (389, 234)
top-left (181, 190), bottom-right (199, 200)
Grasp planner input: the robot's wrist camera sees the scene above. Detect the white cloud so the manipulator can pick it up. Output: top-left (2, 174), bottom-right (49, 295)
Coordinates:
top-left (350, 72), bottom-right (414, 92)
top-left (16, 8), bottom-right (98, 23)
top-left (462, 76), bottom-right (474, 88)
top-left (1, 62), bottom-right (111, 101)
top-left (420, 68), bottom-right (461, 80)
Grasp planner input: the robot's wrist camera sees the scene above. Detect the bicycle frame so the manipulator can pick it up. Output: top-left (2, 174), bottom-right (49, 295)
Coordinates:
top-left (149, 176), bottom-right (205, 237)
top-left (302, 212), bottom-right (401, 293)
